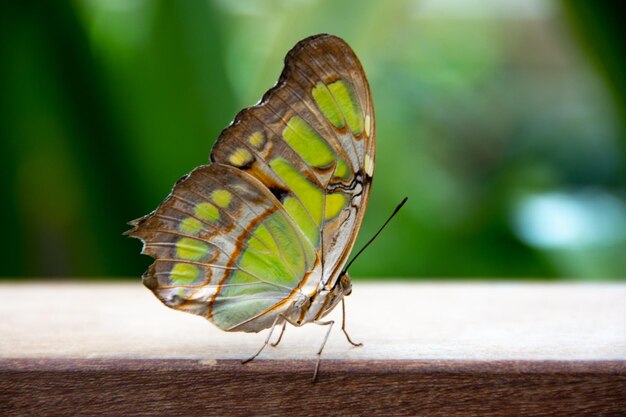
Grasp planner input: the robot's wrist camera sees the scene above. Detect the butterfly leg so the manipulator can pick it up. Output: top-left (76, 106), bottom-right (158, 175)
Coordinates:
top-left (242, 314), bottom-right (283, 364)
top-left (270, 321), bottom-right (287, 347)
top-left (311, 319), bottom-right (334, 382)
top-left (341, 298), bottom-right (363, 347)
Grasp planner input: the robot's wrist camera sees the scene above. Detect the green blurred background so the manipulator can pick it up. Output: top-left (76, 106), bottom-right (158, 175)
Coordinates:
top-left (1, 0), bottom-right (624, 280)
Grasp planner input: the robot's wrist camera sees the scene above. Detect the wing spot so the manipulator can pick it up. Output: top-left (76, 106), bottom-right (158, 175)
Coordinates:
top-left (282, 116), bottom-right (336, 169)
top-left (211, 189), bottom-right (232, 208)
top-left (270, 157), bottom-right (323, 225)
top-left (364, 154), bottom-right (374, 177)
top-left (170, 263), bottom-right (200, 285)
top-left (328, 80), bottom-right (364, 136)
top-left (229, 148), bottom-right (254, 168)
top-left (176, 237), bottom-right (211, 261)
top-left (179, 217), bottom-right (203, 234)
top-left (333, 157), bottom-right (352, 181)
top-left (325, 193), bottom-right (348, 220)
top-left (312, 82), bottom-right (345, 129)
top-left (195, 202), bottom-right (220, 222)
top-left (248, 132), bottom-right (266, 150)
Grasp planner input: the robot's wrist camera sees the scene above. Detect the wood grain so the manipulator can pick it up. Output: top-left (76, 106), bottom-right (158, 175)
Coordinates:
top-left (1, 281), bottom-right (625, 416)
top-left (2, 359), bottom-right (625, 416)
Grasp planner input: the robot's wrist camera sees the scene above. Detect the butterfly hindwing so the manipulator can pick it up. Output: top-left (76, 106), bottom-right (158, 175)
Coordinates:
top-left (211, 34), bottom-right (375, 289)
top-left (129, 163), bottom-right (316, 331)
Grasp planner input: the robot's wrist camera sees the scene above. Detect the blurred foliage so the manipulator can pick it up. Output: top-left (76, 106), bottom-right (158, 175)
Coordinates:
top-left (0, 0), bottom-right (624, 279)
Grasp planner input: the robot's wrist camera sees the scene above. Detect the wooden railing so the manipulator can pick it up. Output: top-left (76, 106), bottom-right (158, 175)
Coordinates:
top-left (1, 281), bottom-right (625, 416)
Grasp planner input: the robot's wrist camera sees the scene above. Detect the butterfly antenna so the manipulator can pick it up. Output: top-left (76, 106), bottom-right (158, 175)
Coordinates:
top-left (342, 197), bottom-right (408, 275)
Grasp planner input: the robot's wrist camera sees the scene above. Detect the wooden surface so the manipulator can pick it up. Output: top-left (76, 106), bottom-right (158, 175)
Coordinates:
top-left (1, 281), bottom-right (625, 416)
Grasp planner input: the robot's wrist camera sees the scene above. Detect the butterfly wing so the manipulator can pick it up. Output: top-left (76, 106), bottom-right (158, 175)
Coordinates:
top-left (128, 163), bottom-right (316, 332)
top-left (211, 34), bottom-right (375, 290)
top-left (128, 34), bottom-right (374, 332)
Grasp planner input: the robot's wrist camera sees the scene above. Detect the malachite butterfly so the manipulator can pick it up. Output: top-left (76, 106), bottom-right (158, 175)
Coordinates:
top-left (127, 34), bottom-right (375, 378)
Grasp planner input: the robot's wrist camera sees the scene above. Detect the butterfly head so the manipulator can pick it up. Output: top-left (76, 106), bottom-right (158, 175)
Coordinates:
top-left (338, 272), bottom-right (352, 297)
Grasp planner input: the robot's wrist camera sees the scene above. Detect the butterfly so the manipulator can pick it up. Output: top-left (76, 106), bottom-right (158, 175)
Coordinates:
top-left (127, 34), bottom-right (375, 380)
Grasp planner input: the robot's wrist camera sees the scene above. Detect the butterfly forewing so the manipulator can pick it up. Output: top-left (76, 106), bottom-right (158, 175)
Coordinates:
top-left (211, 34), bottom-right (375, 289)
top-left (129, 34), bottom-right (374, 332)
